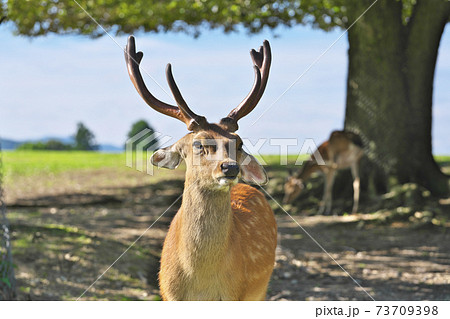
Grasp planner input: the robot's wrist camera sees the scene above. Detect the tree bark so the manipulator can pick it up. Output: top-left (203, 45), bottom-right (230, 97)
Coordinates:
top-left (344, 0), bottom-right (450, 196)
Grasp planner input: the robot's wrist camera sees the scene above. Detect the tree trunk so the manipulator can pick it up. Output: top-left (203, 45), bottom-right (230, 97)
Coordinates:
top-left (344, 0), bottom-right (450, 196)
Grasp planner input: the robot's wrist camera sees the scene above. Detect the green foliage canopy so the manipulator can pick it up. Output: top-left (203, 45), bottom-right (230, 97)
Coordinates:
top-left (74, 122), bottom-right (98, 151)
top-left (0, 0), bottom-right (366, 37)
top-left (2, 1), bottom-right (441, 38)
top-left (126, 119), bottom-right (158, 151)
top-left (17, 139), bottom-right (73, 151)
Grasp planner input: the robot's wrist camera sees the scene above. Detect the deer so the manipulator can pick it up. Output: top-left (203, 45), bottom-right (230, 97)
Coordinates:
top-left (283, 130), bottom-right (364, 215)
top-left (125, 36), bottom-right (277, 301)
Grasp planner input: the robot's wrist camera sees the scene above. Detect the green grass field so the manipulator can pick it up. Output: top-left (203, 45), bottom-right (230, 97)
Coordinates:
top-left (2, 151), bottom-right (125, 178)
top-left (435, 155), bottom-right (450, 163)
top-left (3, 151), bottom-right (449, 178)
top-left (1, 151), bottom-right (308, 178)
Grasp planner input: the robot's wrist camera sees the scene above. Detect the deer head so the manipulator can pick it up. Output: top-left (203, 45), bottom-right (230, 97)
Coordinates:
top-left (283, 174), bottom-right (305, 204)
top-left (125, 36), bottom-right (271, 190)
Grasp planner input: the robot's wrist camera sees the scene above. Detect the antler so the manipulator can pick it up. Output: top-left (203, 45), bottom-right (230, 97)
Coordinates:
top-left (125, 35), bottom-right (207, 131)
top-left (220, 40), bottom-right (272, 132)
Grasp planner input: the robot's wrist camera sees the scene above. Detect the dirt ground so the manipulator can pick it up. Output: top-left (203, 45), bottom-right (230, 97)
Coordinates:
top-left (4, 167), bottom-right (450, 301)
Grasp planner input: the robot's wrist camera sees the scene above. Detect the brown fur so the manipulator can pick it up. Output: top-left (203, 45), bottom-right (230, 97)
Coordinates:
top-left (284, 130), bottom-right (364, 214)
top-left (157, 128), bottom-right (277, 300)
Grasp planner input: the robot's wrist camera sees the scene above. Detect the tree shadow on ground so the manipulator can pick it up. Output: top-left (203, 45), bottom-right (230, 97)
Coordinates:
top-left (7, 173), bottom-right (450, 300)
top-left (9, 178), bottom-right (185, 300)
top-left (271, 215), bottom-right (450, 300)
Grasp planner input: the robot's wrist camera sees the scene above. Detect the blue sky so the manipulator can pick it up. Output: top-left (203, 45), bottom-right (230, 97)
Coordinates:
top-left (0, 23), bottom-right (449, 154)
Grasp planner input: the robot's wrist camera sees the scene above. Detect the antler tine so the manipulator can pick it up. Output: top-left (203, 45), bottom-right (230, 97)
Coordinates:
top-left (165, 64), bottom-right (208, 131)
top-left (248, 40), bottom-right (271, 115)
top-left (219, 65), bottom-right (261, 132)
top-left (125, 36), bottom-right (206, 130)
top-left (226, 66), bottom-right (262, 121)
top-left (220, 40), bottom-right (271, 132)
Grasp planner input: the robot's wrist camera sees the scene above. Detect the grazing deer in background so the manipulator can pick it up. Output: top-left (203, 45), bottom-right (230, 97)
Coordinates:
top-left (283, 130), bottom-right (364, 215)
top-left (125, 36), bottom-right (277, 300)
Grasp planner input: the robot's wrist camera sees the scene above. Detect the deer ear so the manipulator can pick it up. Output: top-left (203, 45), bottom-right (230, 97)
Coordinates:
top-left (240, 154), bottom-right (268, 185)
top-left (151, 145), bottom-right (182, 169)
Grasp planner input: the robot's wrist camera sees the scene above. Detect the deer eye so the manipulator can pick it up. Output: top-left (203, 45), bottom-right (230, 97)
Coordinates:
top-left (193, 141), bottom-right (203, 150)
top-left (237, 142), bottom-right (243, 150)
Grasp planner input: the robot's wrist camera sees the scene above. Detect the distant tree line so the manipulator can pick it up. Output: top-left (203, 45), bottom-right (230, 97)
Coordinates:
top-left (17, 120), bottom-right (158, 151)
top-left (18, 140), bottom-right (73, 151)
top-left (17, 122), bottom-right (98, 151)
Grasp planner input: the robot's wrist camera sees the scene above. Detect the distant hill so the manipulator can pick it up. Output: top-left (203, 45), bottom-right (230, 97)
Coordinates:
top-left (0, 137), bottom-right (122, 152)
top-left (0, 138), bottom-right (21, 150)
top-left (98, 144), bottom-right (123, 152)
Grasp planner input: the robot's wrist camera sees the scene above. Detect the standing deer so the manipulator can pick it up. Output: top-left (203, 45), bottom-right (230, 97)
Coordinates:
top-left (283, 130), bottom-right (364, 214)
top-left (125, 36), bottom-right (277, 300)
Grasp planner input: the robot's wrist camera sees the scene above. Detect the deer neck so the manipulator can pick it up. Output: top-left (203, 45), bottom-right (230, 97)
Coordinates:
top-left (178, 174), bottom-right (233, 269)
top-left (298, 161), bottom-right (320, 180)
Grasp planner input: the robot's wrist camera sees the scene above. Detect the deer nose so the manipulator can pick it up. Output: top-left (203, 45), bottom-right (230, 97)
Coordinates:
top-left (221, 162), bottom-right (240, 177)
